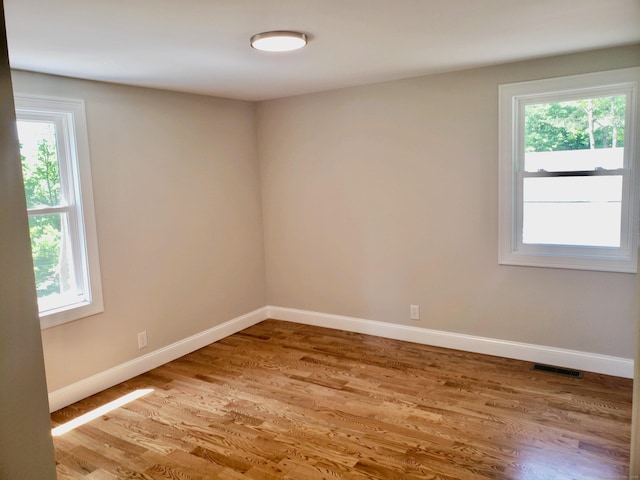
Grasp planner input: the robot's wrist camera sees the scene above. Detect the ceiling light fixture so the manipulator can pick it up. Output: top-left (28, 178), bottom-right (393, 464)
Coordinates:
top-left (250, 31), bottom-right (308, 52)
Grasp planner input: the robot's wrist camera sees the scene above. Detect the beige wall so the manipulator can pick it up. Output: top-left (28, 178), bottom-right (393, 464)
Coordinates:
top-left (257, 45), bottom-right (640, 358)
top-left (9, 45), bottom-right (639, 397)
top-left (11, 70), bottom-right (267, 391)
top-left (0, 3), bottom-right (56, 476)
top-left (632, 273), bottom-right (640, 474)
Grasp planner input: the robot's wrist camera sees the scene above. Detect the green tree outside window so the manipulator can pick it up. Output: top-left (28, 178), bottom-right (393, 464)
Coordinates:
top-left (18, 121), bottom-right (63, 298)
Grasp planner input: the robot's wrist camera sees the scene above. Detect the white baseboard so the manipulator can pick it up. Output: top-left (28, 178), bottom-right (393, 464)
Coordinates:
top-left (49, 304), bottom-right (634, 411)
top-left (48, 307), bottom-right (268, 412)
top-left (267, 306), bottom-right (634, 379)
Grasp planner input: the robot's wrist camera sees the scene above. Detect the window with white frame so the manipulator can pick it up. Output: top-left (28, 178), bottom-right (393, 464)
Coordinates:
top-left (15, 95), bottom-right (103, 328)
top-left (498, 67), bottom-right (640, 273)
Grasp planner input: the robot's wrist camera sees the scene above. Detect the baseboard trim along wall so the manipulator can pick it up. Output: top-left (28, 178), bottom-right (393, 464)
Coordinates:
top-left (267, 306), bottom-right (634, 379)
top-left (48, 304), bottom-right (634, 411)
top-left (47, 307), bottom-right (268, 412)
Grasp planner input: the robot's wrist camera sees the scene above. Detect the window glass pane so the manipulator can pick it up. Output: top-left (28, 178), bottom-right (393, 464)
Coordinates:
top-left (522, 176), bottom-right (622, 247)
top-left (524, 96), bottom-right (625, 172)
top-left (28, 213), bottom-right (81, 312)
top-left (17, 120), bottom-right (61, 208)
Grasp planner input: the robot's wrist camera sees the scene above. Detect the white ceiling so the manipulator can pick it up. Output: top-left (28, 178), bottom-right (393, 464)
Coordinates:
top-left (5, 0), bottom-right (640, 101)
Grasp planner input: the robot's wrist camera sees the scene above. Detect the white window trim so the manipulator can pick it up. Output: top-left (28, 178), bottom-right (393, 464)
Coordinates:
top-left (498, 67), bottom-right (640, 273)
top-left (15, 94), bottom-right (104, 328)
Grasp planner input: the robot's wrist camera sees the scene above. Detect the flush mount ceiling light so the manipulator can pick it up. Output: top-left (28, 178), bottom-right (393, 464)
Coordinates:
top-left (250, 31), bottom-right (308, 52)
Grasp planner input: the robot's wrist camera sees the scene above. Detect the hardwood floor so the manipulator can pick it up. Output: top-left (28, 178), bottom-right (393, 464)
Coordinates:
top-left (51, 319), bottom-right (633, 479)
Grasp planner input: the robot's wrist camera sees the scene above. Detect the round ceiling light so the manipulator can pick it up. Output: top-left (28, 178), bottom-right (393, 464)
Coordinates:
top-left (250, 31), bottom-right (308, 52)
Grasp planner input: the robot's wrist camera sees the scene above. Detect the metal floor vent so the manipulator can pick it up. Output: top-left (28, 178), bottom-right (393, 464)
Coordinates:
top-left (532, 363), bottom-right (583, 378)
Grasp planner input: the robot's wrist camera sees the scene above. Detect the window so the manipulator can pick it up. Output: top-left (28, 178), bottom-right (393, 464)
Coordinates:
top-left (15, 95), bottom-right (103, 328)
top-left (499, 68), bottom-right (640, 273)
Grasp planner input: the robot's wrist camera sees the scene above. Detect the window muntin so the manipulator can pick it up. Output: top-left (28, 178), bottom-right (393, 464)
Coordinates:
top-left (499, 68), bottom-right (639, 273)
top-left (15, 96), bottom-right (103, 328)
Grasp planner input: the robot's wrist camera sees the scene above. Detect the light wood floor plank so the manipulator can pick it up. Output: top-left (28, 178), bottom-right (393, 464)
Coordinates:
top-left (51, 319), bottom-right (632, 479)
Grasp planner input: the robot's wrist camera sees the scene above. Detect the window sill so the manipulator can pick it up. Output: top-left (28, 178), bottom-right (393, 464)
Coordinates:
top-left (40, 301), bottom-right (104, 329)
top-left (499, 249), bottom-right (638, 273)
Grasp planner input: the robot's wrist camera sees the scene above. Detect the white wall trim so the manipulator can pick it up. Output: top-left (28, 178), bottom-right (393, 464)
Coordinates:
top-left (267, 306), bottom-right (634, 379)
top-left (48, 307), bottom-right (268, 412)
top-left (49, 304), bottom-right (633, 411)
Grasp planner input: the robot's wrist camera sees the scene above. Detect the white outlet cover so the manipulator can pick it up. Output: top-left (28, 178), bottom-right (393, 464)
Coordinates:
top-left (137, 331), bottom-right (148, 349)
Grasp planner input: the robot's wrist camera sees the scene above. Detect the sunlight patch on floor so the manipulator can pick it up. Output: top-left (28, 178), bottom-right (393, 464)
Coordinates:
top-left (51, 388), bottom-right (153, 436)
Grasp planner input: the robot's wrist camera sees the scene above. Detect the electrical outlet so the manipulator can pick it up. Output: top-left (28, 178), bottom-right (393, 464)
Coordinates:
top-left (137, 331), bottom-right (148, 349)
top-left (410, 304), bottom-right (420, 321)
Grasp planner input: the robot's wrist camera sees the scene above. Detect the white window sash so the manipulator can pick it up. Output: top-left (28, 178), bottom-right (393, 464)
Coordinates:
top-left (15, 95), bottom-right (104, 328)
top-left (498, 67), bottom-right (640, 273)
